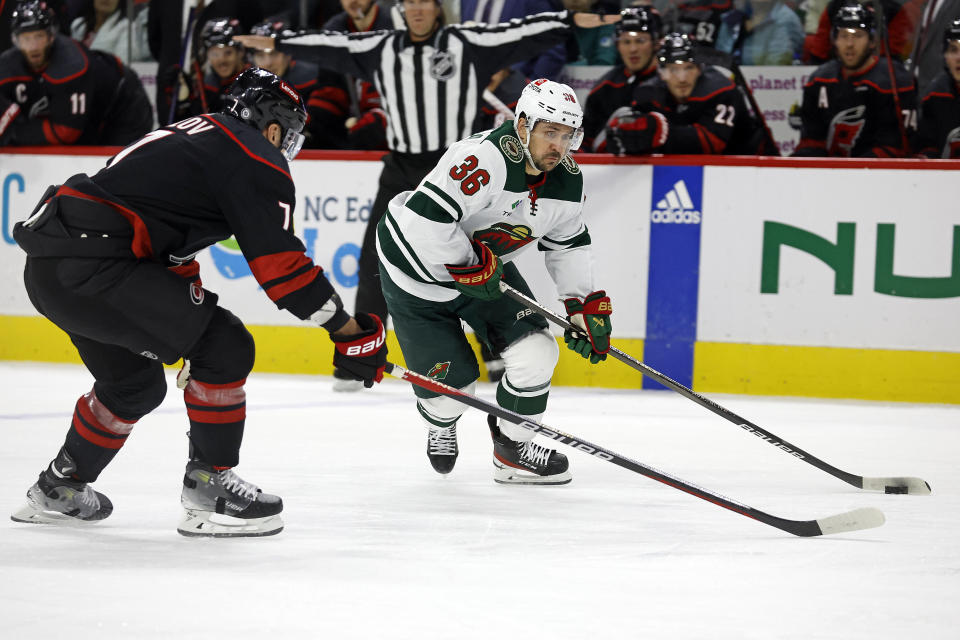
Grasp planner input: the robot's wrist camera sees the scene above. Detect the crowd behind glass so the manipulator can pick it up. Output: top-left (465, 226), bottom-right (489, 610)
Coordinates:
top-left (1, 0), bottom-right (957, 158)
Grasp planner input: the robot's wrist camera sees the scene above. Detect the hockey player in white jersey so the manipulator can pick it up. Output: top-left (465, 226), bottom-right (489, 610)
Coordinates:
top-left (376, 79), bottom-right (613, 484)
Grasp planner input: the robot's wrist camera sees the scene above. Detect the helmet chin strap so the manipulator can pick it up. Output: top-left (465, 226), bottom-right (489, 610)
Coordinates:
top-left (516, 116), bottom-right (543, 172)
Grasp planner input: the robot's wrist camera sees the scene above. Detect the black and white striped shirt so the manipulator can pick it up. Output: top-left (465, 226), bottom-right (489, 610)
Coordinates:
top-left (277, 11), bottom-right (573, 154)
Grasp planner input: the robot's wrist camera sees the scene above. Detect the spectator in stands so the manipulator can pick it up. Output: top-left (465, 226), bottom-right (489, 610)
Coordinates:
top-left (564, 0), bottom-right (619, 65)
top-left (0, 0), bottom-right (152, 146)
top-left (314, 0), bottom-right (392, 149)
top-left (665, 0), bottom-right (734, 48)
top-left (716, 0), bottom-right (804, 65)
top-left (802, 0), bottom-right (921, 64)
top-left (602, 32), bottom-right (772, 155)
top-left (910, 0), bottom-right (960, 95)
top-left (583, 6), bottom-right (661, 151)
top-left (196, 18), bottom-right (250, 114)
top-left (70, 0), bottom-right (151, 64)
top-left (914, 17), bottom-right (960, 158)
top-left (462, 0), bottom-right (568, 81)
top-left (793, 2), bottom-right (916, 156)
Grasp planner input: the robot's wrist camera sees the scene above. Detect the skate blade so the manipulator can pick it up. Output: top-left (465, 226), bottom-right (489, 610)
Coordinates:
top-left (177, 508), bottom-right (284, 538)
top-left (10, 503), bottom-right (104, 526)
top-left (493, 464), bottom-right (572, 486)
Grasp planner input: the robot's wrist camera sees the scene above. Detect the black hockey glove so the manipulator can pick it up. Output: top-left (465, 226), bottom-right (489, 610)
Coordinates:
top-left (445, 240), bottom-right (503, 301)
top-left (332, 312), bottom-right (387, 388)
top-left (563, 291), bottom-right (612, 364)
top-left (605, 107), bottom-right (669, 156)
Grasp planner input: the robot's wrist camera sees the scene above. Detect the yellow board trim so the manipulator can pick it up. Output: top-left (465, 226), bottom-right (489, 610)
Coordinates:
top-left (695, 341), bottom-right (960, 404)
top-left (2, 315), bottom-right (956, 404)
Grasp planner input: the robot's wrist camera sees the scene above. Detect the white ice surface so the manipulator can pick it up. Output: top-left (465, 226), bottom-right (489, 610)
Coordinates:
top-left (0, 362), bottom-right (957, 639)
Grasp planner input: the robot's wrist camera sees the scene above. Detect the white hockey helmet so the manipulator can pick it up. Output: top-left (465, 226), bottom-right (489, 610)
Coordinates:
top-left (514, 79), bottom-right (584, 156)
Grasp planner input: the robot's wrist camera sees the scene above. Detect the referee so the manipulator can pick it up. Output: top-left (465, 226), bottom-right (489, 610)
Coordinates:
top-left (237, 1), bottom-right (617, 389)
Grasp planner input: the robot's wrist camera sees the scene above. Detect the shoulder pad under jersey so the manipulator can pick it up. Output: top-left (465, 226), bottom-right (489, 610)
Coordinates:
top-left (42, 35), bottom-right (90, 83)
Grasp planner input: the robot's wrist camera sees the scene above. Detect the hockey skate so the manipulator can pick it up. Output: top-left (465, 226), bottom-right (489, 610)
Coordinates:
top-left (489, 416), bottom-right (571, 485)
top-left (11, 449), bottom-right (113, 525)
top-left (178, 461), bottom-right (283, 538)
top-left (426, 424), bottom-right (458, 474)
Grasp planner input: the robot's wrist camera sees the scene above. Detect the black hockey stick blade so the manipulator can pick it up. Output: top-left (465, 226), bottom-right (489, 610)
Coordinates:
top-left (498, 282), bottom-right (931, 496)
top-left (385, 362), bottom-right (885, 537)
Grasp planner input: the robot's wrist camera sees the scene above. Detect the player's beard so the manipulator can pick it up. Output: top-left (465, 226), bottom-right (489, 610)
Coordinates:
top-left (533, 150), bottom-right (562, 172)
top-left (838, 44), bottom-right (874, 72)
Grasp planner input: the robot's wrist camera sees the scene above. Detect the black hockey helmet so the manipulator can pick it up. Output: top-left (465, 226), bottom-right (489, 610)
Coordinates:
top-left (945, 18), bottom-right (960, 50)
top-left (11, 0), bottom-right (57, 38)
top-left (250, 19), bottom-right (290, 40)
top-left (200, 17), bottom-right (242, 52)
top-left (223, 67), bottom-right (307, 161)
top-left (831, 2), bottom-right (876, 38)
top-left (616, 6), bottom-right (662, 40)
top-left (657, 32), bottom-right (697, 67)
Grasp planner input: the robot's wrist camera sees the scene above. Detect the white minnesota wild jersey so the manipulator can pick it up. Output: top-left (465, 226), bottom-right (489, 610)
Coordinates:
top-left (376, 121), bottom-right (595, 302)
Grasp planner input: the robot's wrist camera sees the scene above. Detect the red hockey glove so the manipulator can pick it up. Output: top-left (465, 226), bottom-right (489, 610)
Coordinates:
top-left (563, 291), bottom-right (612, 364)
top-left (332, 313), bottom-right (387, 388)
top-left (445, 240), bottom-right (503, 301)
top-left (605, 107), bottom-right (668, 156)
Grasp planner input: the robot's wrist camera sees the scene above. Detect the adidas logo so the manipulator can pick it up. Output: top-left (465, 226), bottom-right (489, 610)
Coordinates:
top-left (651, 180), bottom-right (701, 224)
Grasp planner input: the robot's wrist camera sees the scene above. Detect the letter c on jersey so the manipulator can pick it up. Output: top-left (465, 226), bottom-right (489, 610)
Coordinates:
top-left (2, 172), bottom-right (25, 245)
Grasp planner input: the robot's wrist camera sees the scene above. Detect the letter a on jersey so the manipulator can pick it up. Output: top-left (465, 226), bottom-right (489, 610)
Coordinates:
top-left (818, 86), bottom-right (829, 108)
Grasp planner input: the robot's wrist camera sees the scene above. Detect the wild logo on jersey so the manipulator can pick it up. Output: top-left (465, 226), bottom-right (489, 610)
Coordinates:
top-left (827, 105), bottom-right (866, 157)
top-left (427, 361), bottom-right (451, 380)
top-left (499, 135), bottom-right (524, 163)
top-left (473, 223), bottom-right (535, 255)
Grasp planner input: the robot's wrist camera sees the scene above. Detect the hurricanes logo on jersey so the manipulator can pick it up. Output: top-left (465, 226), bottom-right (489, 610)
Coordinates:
top-left (944, 127), bottom-right (960, 159)
top-left (427, 361), bottom-right (451, 380)
top-left (827, 105), bottom-right (866, 157)
top-left (473, 223), bottom-right (536, 255)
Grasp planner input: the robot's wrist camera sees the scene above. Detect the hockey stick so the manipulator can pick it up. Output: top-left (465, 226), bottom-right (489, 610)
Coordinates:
top-left (870, 0), bottom-right (910, 155)
top-left (384, 361), bottom-right (884, 537)
top-left (498, 282), bottom-right (931, 495)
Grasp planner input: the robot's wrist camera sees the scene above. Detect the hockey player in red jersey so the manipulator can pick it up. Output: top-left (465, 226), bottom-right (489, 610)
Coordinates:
top-left (9, 68), bottom-right (387, 537)
top-left (583, 6), bottom-right (662, 152)
top-left (0, 0), bottom-right (152, 146)
top-left (793, 2), bottom-right (917, 157)
top-left (914, 18), bottom-right (960, 159)
top-left (602, 32), bottom-right (769, 155)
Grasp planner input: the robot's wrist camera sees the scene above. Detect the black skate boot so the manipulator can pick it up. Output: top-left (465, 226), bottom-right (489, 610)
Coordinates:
top-left (11, 448), bottom-right (113, 525)
top-left (178, 460), bottom-right (284, 538)
top-left (489, 415), bottom-right (571, 485)
top-left (426, 423), bottom-right (459, 474)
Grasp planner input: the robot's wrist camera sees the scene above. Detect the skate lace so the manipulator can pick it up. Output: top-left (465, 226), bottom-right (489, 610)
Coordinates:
top-left (218, 469), bottom-right (260, 500)
top-left (520, 441), bottom-right (552, 466)
top-left (428, 425), bottom-right (457, 455)
top-left (77, 486), bottom-right (99, 509)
